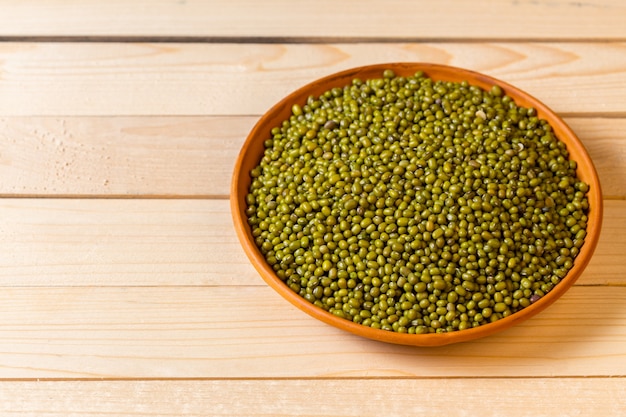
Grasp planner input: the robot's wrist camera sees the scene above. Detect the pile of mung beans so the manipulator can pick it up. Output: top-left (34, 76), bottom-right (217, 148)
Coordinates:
top-left (245, 69), bottom-right (589, 334)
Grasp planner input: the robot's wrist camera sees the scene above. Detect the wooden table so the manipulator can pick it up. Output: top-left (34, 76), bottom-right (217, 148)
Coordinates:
top-left (1, 1), bottom-right (625, 415)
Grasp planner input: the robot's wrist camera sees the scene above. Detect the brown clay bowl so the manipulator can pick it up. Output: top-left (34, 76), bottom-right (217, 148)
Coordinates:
top-left (231, 63), bottom-right (603, 346)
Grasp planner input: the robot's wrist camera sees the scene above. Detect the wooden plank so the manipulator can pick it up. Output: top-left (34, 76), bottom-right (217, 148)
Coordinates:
top-left (0, 199), bottom-right (255, 287)
top-left (1, 117), bottom-right (624, 198)
top-left (0, 116), bottom-right (255, 197)
top-left (0, 378), bottom-right (625, 416)
top-left (0, 285), bottom-right (624, 378)
top-left (2, 42), bottom-right (626, 116)
top-left (567, 118), bottom-right (626, 199)
top-left (0, 0), bottom-right (625, 40)
top-left (585, 200), bottom-right (626, 285)
top-left (0, 199), bottom-right (623, 287)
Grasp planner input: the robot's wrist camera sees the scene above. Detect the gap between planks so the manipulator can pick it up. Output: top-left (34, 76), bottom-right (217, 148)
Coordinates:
top-left (3, 36), bottom-right (626, 44)
top-left (0, 375), bottom-right (625, 382)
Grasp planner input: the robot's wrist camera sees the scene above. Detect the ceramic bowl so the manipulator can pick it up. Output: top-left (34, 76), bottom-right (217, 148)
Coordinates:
top-left (231, 63), bottom-right (603, 346)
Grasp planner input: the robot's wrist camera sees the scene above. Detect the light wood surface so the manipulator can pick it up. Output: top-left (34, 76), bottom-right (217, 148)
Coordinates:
top-left (1, 379), bottom-right (625, 417)
top-left (1, 116), bottom-right (625, 197)
top-left (1, 0), bottom-right (625, 40)
top-left (1, 285), bottom-right (626, 378)
top-left (1, 1), bottom-right (625, 415)
top-left (2, 42), bottom-right (626, 116)
top-left (0, 199), bottom-right (624, 287)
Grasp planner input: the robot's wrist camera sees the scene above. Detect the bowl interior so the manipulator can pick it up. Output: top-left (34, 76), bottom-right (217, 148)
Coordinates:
top-left (231, 63), bottom-right (603, 346)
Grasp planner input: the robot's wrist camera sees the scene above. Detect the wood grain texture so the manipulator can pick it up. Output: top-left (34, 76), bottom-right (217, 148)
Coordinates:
top-left (566, 118), bottom-right (626, 199)
top-left (1, 117), bottom-right (624, 198)
top-left (0, 199), bottom-right (254, 287)
top-left (1, 379), bottom-right (625, 417)
top-left (0, 285), bottom-right (624, 378)
top-left (0, 0), bottom-right (625, 40)
top-left (0, 199), bottom-right (623, 287)
top-left (2, 42), bottom-right (626, 116)
top-left (0, 116), bottom-right (254, 197)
